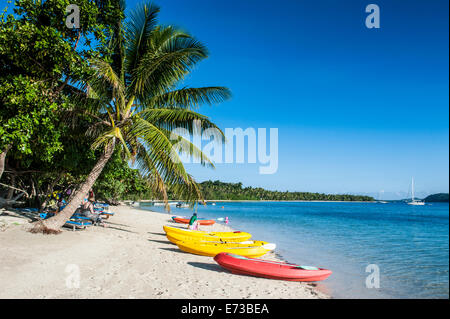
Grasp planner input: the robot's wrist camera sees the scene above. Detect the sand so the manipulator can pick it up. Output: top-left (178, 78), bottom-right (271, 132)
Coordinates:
top-left (0, 205), bottom-right (328, 299)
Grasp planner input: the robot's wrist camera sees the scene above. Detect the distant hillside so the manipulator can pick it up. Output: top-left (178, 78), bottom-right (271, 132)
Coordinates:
top-left (196, 180), bottom-right (375, 201)
top-left (424, 193), bottom-right (449, 203)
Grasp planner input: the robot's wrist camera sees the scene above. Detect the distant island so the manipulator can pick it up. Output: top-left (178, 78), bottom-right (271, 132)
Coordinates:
top-left (424, 193), bottom-right (449, 203)
top-left (191, 180), bottom-right (375, 202)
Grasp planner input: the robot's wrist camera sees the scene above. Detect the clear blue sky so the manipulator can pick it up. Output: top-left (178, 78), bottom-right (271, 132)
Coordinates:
top-left (124, 0), bottom-right (449, 199)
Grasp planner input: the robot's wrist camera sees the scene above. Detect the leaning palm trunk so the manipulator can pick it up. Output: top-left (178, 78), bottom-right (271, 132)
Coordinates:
top-left (31, 140), bottom-right (116, 233)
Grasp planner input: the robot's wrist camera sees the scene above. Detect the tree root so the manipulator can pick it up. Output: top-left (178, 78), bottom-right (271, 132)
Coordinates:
top-left (28, 220), bottom-right (62, 235)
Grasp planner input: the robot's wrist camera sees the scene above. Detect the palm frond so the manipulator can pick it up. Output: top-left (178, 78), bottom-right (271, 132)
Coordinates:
top-left (91, 128), bottom-right (118, 150)
top-left (143, 86), bottom-right (231, 110)
top-left (128, 117), bottom-right (189, 180)
top-left (135, 144), bottom-right (204, 206)
top-left (91, 59), bottom-right (124, 94)
top-left (124, 2), bottom-right (160, 73)
top-left (161, 128), bottom-right (215, 169)
top-left (130, 33), bottom-right (208, 99)
top-left (137, 108), bottom-right (225, 139)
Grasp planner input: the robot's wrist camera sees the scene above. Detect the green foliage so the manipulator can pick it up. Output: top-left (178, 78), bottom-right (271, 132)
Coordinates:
top-left (0, 0), bottom-right (128, 207)
top-left (0, 75), bottom-right (63, 161)
top-left (195, 180), bottom-right (375, 202)
top-left (0, 0), bottom-right (124, 83)
top-left (12, 0), bottom-right (124, 44)
top-left (0, 16), bottom-right (76, 79)
top-left (0, 0), bottom-right (124, 160)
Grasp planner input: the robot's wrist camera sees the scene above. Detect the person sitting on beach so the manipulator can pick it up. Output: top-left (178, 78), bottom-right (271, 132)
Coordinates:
top-left (188, 212), bottom-right (199, 230)
top-left (57, 197), bottom-right (66, 212)
top-left (88, 189), bottom-right (95, 201)
top-left (78, 195), bottom-right (107, 227)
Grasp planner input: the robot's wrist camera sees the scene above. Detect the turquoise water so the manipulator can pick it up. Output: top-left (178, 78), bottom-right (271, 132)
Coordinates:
top-left (142, 201), bottom-right (449, 299)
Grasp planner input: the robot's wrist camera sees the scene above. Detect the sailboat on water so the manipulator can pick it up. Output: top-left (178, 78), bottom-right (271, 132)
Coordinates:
top-left (407, 177), bottom-right (425, 206)
top-left (377, 190), bottom-right (388, 203)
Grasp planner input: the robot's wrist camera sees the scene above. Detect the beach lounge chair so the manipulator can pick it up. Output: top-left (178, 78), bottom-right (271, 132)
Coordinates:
top-left (98, 211), bottom-right (114, 219)
top-left (71, 213), bottom-right (92, 221)
top-left (39, 210), bottom-right (95, 229)
top-left (94, 203), bottom-right (110, 211)
top-left (64, 219), bottom-right (93, 231)
top-left (93, 205), bottom-right (115, 219)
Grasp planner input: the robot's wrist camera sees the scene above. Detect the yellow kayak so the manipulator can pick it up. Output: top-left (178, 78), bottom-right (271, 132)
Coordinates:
top-left (163, 225), bottom-right (252, 244)
top-left (166, 233), bottom-right (255, 244)
top-left (175, 240), bottom-right (276, 257)
top-left (181, 239), bottom-right (269, 246)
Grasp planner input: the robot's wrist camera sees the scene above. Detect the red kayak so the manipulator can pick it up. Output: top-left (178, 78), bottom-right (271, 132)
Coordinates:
top-left (172, 217), bottom-right (215, 226)
top-left (214, 253), bottom-right (332, 282)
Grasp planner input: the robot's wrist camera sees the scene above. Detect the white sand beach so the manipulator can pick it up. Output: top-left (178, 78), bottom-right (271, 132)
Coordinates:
top-left (0, 205), bottom-right (328, 299)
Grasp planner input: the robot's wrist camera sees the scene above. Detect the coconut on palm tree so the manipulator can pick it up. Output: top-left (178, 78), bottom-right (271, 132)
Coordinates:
top-left (32, 1), bottom-right (230, 233)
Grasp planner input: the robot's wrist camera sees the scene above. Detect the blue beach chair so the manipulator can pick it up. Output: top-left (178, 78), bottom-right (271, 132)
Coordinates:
top-left (39, 212), bottom-right (55, 219)
top-left (93, 204), bottom-right (115, 219)
top-left (39, 210), bottom-right (93, 230)
top-left (71, 213), bottom-right (92, 221)
top-left (99, 211), bottom-right (114, 219)
top-left (64, 219), bottom-right (93, 231)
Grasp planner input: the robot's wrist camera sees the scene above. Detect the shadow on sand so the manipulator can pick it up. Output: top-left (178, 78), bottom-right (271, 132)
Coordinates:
top-left (187, 262), bottom-right (226, 273)
top-left (103, 221), bottom-right (130, 227)
top-left (1, 210), bottom-right (39, 222)
top-left (104, 225), bottom-right (137, 234)
top-left (148, 238), bottom-right (174, 245)
top-left (159, 247), bottom-right (192, 254)
top-left (148, 231), bottom-right (166, 236)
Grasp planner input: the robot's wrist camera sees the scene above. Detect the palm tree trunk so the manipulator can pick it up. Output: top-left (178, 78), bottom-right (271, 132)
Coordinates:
top-left (0, 145), bottom-right (11, 180)
top-left (32, 140), bottom-right (116, 233)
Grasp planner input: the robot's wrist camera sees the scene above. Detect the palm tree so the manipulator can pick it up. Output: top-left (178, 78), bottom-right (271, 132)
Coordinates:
top-left (32, 2), bottom-right (230, 233)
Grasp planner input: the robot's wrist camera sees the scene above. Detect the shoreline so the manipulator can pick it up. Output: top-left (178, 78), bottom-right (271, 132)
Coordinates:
top-left (135, 205), bottom-right (331, 298)
top-left (138, 200), bottom-right (376, 203)
top-left (0, 205), bottom-right (329, 299)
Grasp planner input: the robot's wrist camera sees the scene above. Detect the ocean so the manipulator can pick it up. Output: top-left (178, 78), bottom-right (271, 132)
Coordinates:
top-left (140, 201), bottom-right (449, 299)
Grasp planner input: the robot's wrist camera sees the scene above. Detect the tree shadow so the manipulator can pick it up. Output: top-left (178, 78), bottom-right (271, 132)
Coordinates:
top-left (1, 210), bottom-right (39, 222)
top-left (164, 225), bottom-right (188, 230)
top-left (148, 231), bottom-right (166, 236)
top-left (104, 221), bottom-right (130, 227)
top-left (159, 247), bottom-right (191, 254)
top-left (104, 225), bottom-right (137, 233)
top-left (148, 238), bottom-right (174, 245)
top-left (187, 262), bottom-right (225, 273)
